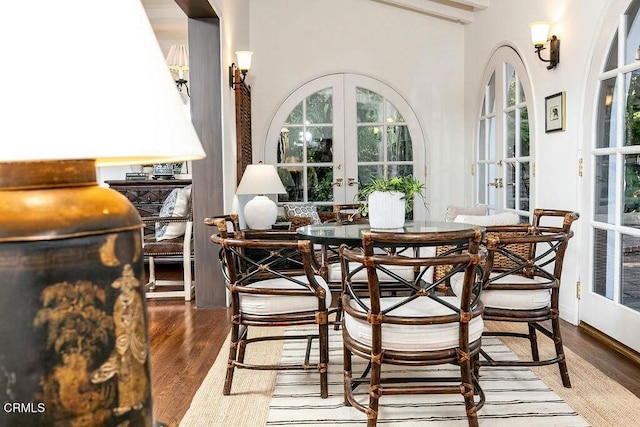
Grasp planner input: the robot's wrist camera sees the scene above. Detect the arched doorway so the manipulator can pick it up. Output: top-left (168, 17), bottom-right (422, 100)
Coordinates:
top-left (265, 73), bottom-right (426, 218)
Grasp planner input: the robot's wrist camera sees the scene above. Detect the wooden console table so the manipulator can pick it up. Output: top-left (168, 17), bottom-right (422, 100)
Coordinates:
top-left (105, 179), bottom-right (192, 235)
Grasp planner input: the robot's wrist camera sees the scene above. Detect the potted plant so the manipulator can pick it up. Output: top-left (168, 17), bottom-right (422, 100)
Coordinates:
top-left (356, 175), bottom-right (426, 228)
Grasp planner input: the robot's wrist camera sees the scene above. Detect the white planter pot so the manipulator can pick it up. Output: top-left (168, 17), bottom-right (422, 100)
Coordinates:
top-left (368, 191), bottom-right (406, 229)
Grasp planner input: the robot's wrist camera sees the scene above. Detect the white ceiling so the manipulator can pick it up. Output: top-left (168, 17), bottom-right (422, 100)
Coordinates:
top-left (141, 0), bottom-right (489, 51)
top-left (141, 0), bottom-right (188, 53)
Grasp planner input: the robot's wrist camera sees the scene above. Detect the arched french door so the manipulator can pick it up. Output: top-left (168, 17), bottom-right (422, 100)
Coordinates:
top-left (265, 74), bottom-right (426, 219)
top-left (582, 0), bottom-right (640, 352)
top-left (474, 46), bottom-right (533, 220)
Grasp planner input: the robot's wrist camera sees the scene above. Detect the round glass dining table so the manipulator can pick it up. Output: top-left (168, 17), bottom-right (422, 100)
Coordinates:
top-left (296, 220), bottom-right (480, 247)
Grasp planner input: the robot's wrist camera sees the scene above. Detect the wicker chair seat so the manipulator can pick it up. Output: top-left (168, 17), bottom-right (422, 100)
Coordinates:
top-left (238, 275), bottom-right (332, 315)
top-left (451, 272), bottom-right (551, 310)
top-left (344, 296), bottom-right (484, 352)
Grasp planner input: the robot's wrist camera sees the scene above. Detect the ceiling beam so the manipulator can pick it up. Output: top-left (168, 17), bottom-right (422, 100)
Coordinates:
top-left (445, 0), bottom-right (489, 10)
top-left (173, 0), bottom-right (217, 19)
top-left (371, 0), bottom-right (480, 24)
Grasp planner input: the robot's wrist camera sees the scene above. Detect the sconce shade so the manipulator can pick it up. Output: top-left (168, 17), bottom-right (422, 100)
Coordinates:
top-left (529, 21), bottom-right (560, 70)
top-left (530, 22), bottom-right (550, 47)
top-left (3, 1), bottom-right (205, 166)
top-left (235, 50), bottom-right (253, 71)
top-left (236, 163), bottom-right (286, 195)
top-left (166, 44), bottom-right (190, 72)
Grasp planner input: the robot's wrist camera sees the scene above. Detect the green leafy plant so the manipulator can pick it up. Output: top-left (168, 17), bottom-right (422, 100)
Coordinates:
top-left (355, 175), bottom-right (426, 216)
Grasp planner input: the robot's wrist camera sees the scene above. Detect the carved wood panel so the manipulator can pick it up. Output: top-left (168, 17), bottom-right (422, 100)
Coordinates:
top-left (235, 68), bottom-right (252, 184)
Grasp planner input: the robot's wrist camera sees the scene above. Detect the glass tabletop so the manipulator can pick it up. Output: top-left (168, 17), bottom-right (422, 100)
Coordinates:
top-left (297, 220), bottom-right (480, 246)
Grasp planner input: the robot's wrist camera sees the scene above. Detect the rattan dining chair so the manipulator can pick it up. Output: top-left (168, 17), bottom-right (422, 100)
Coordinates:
top-left (340, 227), bottom-right (487, 427)
top-left (453, 209), bottom-right (579, 388)
top-left (210, 221), bottom-right (331, 398)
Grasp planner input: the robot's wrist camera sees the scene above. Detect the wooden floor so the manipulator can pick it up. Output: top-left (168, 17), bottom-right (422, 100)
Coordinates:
top-left (147, 297), bottom-right (640, 427)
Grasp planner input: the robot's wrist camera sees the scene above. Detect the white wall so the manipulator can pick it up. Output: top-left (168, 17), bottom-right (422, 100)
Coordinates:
top-left (210, 0), bottom-right (251, 216)
top-left (247, 0), bottom-right (467, 219)
top-left (209, 0), bottom-right (629, 325)
top-left (464, 0), bottom-right (612, 323)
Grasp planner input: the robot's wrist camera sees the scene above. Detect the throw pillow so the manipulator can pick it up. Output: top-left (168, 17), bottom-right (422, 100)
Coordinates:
top-left (445, 204), bottom-right (488, 222)
top-left (283, 203), bottom-right (322, 224)
top-left (155, 185), bottom-right (191, 241)
top-left (454, 211), bottom-right (520, 226)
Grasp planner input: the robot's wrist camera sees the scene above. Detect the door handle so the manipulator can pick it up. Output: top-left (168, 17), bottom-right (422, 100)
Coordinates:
top-left (347, 177), bottom-right (358, 187)
top-left (488, 178), bottom-right (504, 188)
top-left (332, 178), bottom-right (343, 187)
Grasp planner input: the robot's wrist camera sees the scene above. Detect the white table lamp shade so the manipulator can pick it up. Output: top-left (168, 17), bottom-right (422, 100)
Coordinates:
top-left (1, 0), bottom-right (205, 166)
top-left (237, 164), bottom-right (286, 229)
top-left (236, 164), bottom-right (287, 195)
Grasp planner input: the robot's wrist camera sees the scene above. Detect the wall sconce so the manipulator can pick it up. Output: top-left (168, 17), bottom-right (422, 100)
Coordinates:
top-left (166, 44), bottom-right (190, 96)
top-left (529, 22), bottom-right (560, 70)
top-left (229, 50), bottom-right (253, 89)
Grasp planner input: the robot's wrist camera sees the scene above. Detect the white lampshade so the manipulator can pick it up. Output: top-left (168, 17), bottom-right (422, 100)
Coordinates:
top-left (529, 22), bottom-right (550, 47)
top-left (237, 164), bottom-right (286, 230)
top-left (236, 164), bottom-right (286, 195)
top-left (1, 0), bottom-right (205, 166)
top-left (235, 51), bottom-right (254, 71)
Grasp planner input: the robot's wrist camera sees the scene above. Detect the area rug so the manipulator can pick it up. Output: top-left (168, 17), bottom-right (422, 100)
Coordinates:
top-left (180, 326), bottom-right (640, 427)
top-left (265, 327), bottom-right (586, 426)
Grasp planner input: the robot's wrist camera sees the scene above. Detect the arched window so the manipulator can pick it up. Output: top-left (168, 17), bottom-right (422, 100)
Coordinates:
top-left (474, 47), bottom-right (533, 219)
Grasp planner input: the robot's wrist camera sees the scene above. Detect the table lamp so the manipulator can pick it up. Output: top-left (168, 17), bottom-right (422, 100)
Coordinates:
top-left (0, 1), bottom-right (205, 426)
top-left (236, 163), bottom-right (287, 229)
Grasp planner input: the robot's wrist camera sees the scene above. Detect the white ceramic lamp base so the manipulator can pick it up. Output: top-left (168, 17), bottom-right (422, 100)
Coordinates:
top-left (244, 195), bottom-right (278, 229)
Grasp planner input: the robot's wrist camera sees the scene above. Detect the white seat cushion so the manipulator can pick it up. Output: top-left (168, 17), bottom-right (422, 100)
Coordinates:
top-left (454, 211), bottom-right (520, 226)
top-left (327, 247), bottom-right (436, 283)
top-left (239, 275), bottom-right (332, 315)
top-left (445, 204), bottom-right (488, 222)
top-left (450, 272), bottom-right (551, 310)
top-left (344, 296), bottom-right (483, 352)
top-left (327, 261), bottom-right (418, 283)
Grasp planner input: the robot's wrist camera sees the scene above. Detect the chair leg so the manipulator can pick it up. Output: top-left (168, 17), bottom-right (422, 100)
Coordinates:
top-left (237, 339), bottom-right (247, 364)
top-left (147, 256), bottom-right (156, 289)
top-left (551, 317), bottom-right (572, 388)
top-left (367, 353), bottom-right (382, 427)
top-left (334, 295), bottom-right (343, 331)
top-left (223, 322), bottom-right (241, 395)
top-left (319, 322), bottom-right (329, 398)
top-left (183, 222), bottom-right (193, 301)
top-left (460, 357), bottom-right (480, 427)
top-left (528, 323), bottom-right (540, 361)
top-left (343, 343), bottom-right (352, 406)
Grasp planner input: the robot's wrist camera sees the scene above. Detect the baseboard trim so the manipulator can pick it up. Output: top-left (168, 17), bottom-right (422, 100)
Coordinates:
top-left (579, 321), bottom-right (640, 366)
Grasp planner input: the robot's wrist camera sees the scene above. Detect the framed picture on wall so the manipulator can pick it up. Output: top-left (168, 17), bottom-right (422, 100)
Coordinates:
top-left (545, 91), bottom-right (566, 133)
